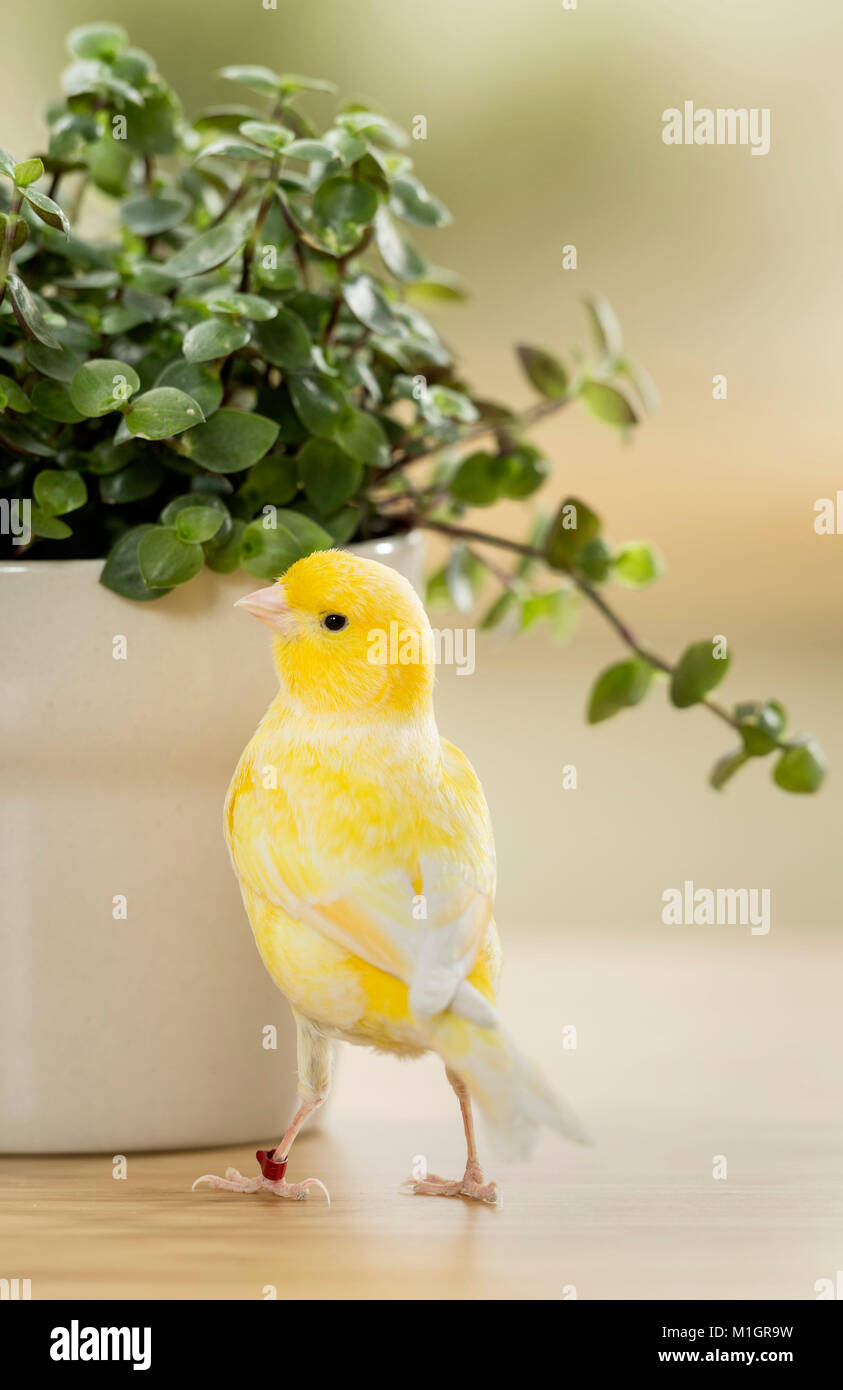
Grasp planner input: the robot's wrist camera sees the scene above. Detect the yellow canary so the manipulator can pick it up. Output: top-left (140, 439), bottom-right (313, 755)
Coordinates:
top-left (193, 549), bottom-right (587, 1205)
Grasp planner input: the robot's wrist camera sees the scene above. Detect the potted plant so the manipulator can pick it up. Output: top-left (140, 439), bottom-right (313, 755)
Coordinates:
top-left (0, 23), bottom-right (825, 1152)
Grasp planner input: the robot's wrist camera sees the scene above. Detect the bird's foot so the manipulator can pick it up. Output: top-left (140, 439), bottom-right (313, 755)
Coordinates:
top-left (400, 1162), bottom-right (501, 1206)
top-left (192, 1166), bottom-right (330, 1204)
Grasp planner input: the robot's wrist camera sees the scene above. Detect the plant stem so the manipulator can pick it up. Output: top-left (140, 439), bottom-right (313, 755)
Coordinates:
top-left (414, 516), bottom-right (741, 732)
top-left (240, 162), bottom-right (282, 292)
top-left (324, 227), bottom-right (374, 344)
top-left (69, 174), bottom-right (88, 225)
top-left (0, 193), bottom-right (23, 308)
top-left (382, 394), bottom-right (569, 477)
top-left (210, 180), bottom-right (248, 228)
top-left (323, 257), bottom-right (349, 344)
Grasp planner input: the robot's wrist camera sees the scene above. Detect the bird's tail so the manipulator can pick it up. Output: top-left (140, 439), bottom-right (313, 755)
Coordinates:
top-left (427, 999), bottom-right (592, 1160)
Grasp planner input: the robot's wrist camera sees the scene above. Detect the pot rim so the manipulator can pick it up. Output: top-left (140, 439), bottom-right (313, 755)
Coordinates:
top-left (0, 527), bottom-right (423, 578)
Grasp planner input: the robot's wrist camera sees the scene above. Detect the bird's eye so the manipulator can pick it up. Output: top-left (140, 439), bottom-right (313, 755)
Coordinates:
top-left (322, 613), bottom-right (348, 632)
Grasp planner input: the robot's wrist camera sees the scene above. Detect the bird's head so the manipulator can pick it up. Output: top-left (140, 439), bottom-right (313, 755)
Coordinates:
top-left (236, 548), bottom-right (435, 717)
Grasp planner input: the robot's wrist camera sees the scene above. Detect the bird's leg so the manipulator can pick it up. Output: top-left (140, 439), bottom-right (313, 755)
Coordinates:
top-left (193, 1015), bottom-right (332, 1203)
top-left (401, 1066), bottom-right (501, 1206)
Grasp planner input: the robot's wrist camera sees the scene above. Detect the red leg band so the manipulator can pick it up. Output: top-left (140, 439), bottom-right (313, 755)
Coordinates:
top-left (256, 1148), bottom-right (288, 1182)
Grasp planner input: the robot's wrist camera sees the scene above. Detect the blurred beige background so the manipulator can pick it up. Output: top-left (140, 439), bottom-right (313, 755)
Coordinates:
top-left (2, 1), bottom-right (840, 1301)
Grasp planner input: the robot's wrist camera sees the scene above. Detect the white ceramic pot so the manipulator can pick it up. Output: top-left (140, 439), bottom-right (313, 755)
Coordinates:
top-left (0, 530), bottom-right (424, 1152)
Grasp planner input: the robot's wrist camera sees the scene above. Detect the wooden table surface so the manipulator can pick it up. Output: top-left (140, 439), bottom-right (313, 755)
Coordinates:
top-left (2, 933), bottom-right (841, 1300)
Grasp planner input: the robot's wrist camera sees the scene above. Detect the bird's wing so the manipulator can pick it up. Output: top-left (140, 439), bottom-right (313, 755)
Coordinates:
top-left (226, 738), bottom-right (496, 1021)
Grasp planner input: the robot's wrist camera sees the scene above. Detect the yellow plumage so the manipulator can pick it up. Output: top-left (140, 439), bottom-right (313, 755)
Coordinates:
top-left (196, 548), bottom-right (586, 1205)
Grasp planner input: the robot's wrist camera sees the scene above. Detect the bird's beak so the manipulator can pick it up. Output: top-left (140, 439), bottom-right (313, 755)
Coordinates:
top-left (234, 584), bottom-right (296, 635)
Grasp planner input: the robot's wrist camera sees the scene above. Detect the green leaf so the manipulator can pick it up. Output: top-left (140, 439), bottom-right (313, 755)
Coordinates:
top-left (125, 387), bottom-right (205, 439)
top-left (205, 292), bottom-right (277, 321)
top-left (621, 357), bottom-right (661, 415)
top-left (587, 659), bottom-right (653, 724)
top-left (288, 372), bottom-right (349, 437)
top-left (23, 342), bottom-right (83, 383)
top-left (124, 89), bottom-right (181, 156)
top-left (516, 345), bottom-right (568, 400)
top-left (773, 738), bottom-right (827, 794)
top-left (201, 517), bottom-right (243, 572)
top-left (517, 589), bottom-right (560, 631)
top-left (195, 138), bottom-right (270, 162)
top-left (710, 749), bottom-right (750, 791)
top-left (237, 454), bottom-right (299, 507)
top-left (13, 158), bottom-right (44, 188)
top-left (240, 508), bottom-right (332, 579)
top-left (101, 292), bottom-right (167, 337)
top-left (278, 73), bottom-right (337, 97)
top-left (342, 275), bottom-right (396, 334)
top-left (584, 295), bottom-right (624, 360)
top-left (581, 380), bottom-right (638, 427)
top-left (0, 211), bottom-right (29, 251)
top-left (174, 505), bottom-right (225, 543)
top-left (545, 497), bottom-right (601, 569)
top-left (613, 542), bottom-right (664, 588)
top-left (252, 309), bottom-right (312, 369)
top-left (316, 504), bottom-right (359, 544)
top-left (183, 317), bottom-right (251, 363)
top-left (426, 385), bottom-right (478, 423)
top-left (670, 640), bottom-right (731, 709)
top-left (405, 270), bottom-right (467, 304)
top-left (0, 416), bottom-right (57, 457)
top-left (180, 408), bottom-right (279, 472)
top-left (322, 128), bottom-right (367, 165)
top-left (0, 148), bottom-right (16, 179)
top-left (313, 176), bottom-right (379, 246)
top-left (332, 408), bottom-right (389, 468)
top-left (85, 136), bottom-right (133, 198)
top-left (450, 452), bottom-right (514, 506)
top-left (30, 380), bottom-right (84, 423)
top-left (100, 525), bottom-right (166, 601)
top-left (121, 193), bottom-right (191, 235)
top-left (578, 537), bottom-right (613, 582)
top-left (138, 526), bottom-right (204, 588)
top-left (218, 64), bottom-right (283, 96)
top-left (446, 544), bottom-right (481, 613)
top-left (0, 374), bottom-right (31, 413)
top-left (285, 138), bottom-right (337, 162)
top-left (160, 492), bottom-right (230, 527)
top-left (7, 274), bottom-right (61, 349)
top-left (239, 120), bottom-right (294, 151)
top-left (480, 590), bottom-right (518, 630)
top-left (23, 187), bottom-right (69, 234)
top-left (499, 443), bottom-right (548, 499)
top-left (425, 566), bottom-right (451, 609)
top-left (298, 438), bottom-right (362, 514)
top-left (68, 22), bottom-right (128, 61)
top-left (70, 359), bottom-right (141, 417)
top-left (374, 208), bottom-right (427, 282)
top-left (154, 361), bottom-right (223, 417)
top-left (100, 458), bottom-right (164, 504)
top-left (33, 468), bottom-right (87, 516)
top-left (165, 221), bottom-right (245, 278)
top-left (30, 506), bottom-right (72, 540)
top-left (389, 174), bottom-right (450, 227)
top-left (737, 699), bottom-right (787, 756)
top-left (336, 110), bottom-right (407, 145)
top-left (87, 441), bottom-right (137, 475)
